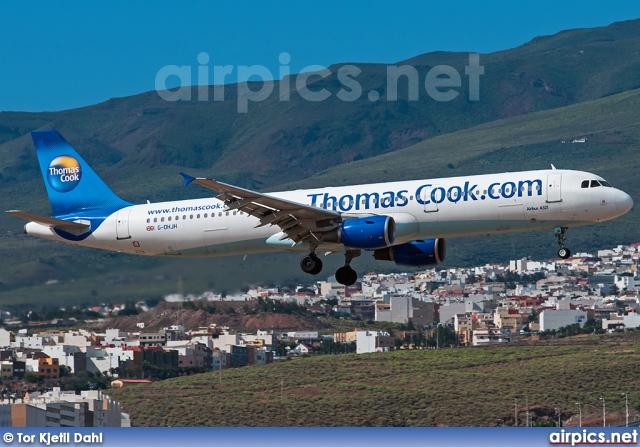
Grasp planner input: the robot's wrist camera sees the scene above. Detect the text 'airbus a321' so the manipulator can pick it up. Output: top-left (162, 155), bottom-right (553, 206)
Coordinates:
top-left (7, 131), bottom-right (634, 285)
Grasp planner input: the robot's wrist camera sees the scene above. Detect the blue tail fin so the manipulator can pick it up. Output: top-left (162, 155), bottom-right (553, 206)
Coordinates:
top-left (32, 130), bottom-right (132, 216)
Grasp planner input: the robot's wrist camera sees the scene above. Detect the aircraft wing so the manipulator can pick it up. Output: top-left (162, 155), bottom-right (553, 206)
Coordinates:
top-left (6, 210), bottom-right (90, 232)
top-left (181, 173), bottom-right (341, 244)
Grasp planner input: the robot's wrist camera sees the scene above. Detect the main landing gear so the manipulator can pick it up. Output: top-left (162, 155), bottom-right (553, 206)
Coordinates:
top-left (300, 249), bottom-right (360, 286)
top-left (300, 252), bottom-right (323, 275)
top-left (334, 250), bottom-right (360, 286)
top-left (555, 226), bottom-right (571, 259)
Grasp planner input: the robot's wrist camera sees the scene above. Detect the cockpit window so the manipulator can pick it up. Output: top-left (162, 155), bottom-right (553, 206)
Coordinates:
top-left (582, 179), bottom-right (613, 188)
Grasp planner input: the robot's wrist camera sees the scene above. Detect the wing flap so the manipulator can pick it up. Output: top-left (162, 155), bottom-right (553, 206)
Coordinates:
top-left (182, 174), bottom-right (341, 244)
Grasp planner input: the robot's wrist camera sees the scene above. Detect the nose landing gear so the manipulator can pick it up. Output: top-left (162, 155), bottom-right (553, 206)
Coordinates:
top-left (555, 227), bottom-right (571, 259)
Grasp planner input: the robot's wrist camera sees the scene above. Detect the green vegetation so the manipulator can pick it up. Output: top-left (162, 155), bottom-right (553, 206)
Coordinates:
top-left (540, 320), bottom-right (603, 338)
top-left (106, 332), bottom-right (640, 426)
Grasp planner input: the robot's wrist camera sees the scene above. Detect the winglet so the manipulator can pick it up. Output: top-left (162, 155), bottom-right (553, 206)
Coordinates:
top-left (180, 172), bottom-right (196, 187)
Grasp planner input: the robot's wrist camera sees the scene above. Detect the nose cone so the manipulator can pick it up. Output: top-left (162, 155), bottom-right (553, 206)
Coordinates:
top-left (616, 190), bottom-right (633, 216)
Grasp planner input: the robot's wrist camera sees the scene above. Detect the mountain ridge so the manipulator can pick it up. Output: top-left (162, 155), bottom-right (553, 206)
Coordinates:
top-left (1, 19), bottom-right (639, 307)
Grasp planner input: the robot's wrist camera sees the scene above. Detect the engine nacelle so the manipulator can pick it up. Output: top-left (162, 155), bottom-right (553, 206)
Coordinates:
top-left (373, 238), bottom-right (446, 267)
top-left (324, 215), bottom-right (395, 249)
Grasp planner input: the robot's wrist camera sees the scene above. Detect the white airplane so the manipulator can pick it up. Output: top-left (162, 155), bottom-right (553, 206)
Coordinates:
top-left (7, 130), bottom-right (634, 285)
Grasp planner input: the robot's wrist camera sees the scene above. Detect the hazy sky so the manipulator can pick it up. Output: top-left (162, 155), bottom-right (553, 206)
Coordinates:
top-left (1, 0), bottom-right (639, 112)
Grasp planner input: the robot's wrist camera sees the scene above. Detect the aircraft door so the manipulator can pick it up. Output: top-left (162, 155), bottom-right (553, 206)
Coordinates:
top-left (421, 185), bottom-right (440, 213)
top-left (546, 173), bottom-right (563, 203)
top-left (203, 223), bottom-right (230, 254)
top-left (116, 208), bottom-right (131, 240)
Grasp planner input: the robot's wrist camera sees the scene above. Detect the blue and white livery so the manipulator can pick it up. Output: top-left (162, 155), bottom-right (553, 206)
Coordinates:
top-left (7, 130), bottom-right (634, 285)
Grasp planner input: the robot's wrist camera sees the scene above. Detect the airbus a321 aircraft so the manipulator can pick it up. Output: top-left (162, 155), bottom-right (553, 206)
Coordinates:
top-left (7, 131), bottom-right (634, 286)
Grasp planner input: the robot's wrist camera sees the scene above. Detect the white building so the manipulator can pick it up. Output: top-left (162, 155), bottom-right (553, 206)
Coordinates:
top-left (602, 312), bottom-right (640, 331)
top-left (11, 334), bottom-right (45, 350)
top-left (472, 328), bottom-right (511, 346)
top-left (42, 345), bottom-right (82, 373)
top-left (439, 302), bottom-right (466, 324)
top-left (211, 333), bottom-right (242, 350)
top-left (63, 332), bottom-right (91, 348)
top-left (21, 388), bottom-right (126, 427)
top-left (356, 331), bottom-right (391, 354)
top-left (0, 329), bottom-right (12, 348)
top-left (375, 296), bottom-right (411, 323)
top-left (539, 309), bottom-right (588, 332)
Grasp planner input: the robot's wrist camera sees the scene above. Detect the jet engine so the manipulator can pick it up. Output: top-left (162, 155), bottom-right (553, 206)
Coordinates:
top-left (324, 215), bottom-right (395, 249)
top-left (373, 238), bottom-right (446, 267)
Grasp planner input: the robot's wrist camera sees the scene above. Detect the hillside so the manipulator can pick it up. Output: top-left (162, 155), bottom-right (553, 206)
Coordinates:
top-left (1, 19), bottom-right (640, 308)
top-left (2, 19), bottom-right (640, 196)
top-left (98, 301), bottom-right (330, 332)
top-left (1, 90), bottom-right (638, 310)
top-left (106, 332), bottom-right (640, 427)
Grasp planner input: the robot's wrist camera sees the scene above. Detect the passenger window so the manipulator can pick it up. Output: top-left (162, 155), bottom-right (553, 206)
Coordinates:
top-left (233, 211), bottom-right (237, 215)
top-left (190, 215), bottom-right (193, 219)
top-left (183, 215), bottom-right (186, 220)
top-left (168, 217), bottom-right (172, 221)
top-left (219, 212), bottom-right (222, 217)
top-left (175, 216), bottom-right (179, 221)
top-left (204, 213), bottom-right (208, 218)
top-left (197, 214), bottom-right (200, 218)
top-left (161, 217), bottom-right (164, 222)
top-left (146, 218), bottom-right (150, 223)
top-left (154, 218), bottom-right (157, 223)
top-left (581, 180), bottom-right (589, 188)
top-left (590, 180), bottom-right (601, 188)
top-left (226, 212), bottom-right (229, 216)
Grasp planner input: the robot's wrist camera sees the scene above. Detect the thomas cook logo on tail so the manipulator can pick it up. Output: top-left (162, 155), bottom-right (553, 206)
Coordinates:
top-left (47, 156), bottom-right (82, 192)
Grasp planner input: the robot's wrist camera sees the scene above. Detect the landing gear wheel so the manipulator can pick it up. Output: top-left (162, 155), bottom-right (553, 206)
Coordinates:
top-left (558, 247), bottom-right (571, 259)
top-left (554, 227), bottom-right (570, 260)
top-left (335, 266), bottom-right (358, 286)
top-left (300, 254), bottom-right (323, 275)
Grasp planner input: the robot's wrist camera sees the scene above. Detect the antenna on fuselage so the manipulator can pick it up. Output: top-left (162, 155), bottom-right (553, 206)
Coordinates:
top-left (550, 164), bottom-right (557, 170)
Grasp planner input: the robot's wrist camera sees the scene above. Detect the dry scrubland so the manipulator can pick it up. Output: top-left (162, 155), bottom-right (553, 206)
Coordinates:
top-left (108, 332), bottom-right (640, 427)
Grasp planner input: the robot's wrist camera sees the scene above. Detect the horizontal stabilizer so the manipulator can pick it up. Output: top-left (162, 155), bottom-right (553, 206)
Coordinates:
top-left (6, 210), bottom-right (91, 233)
